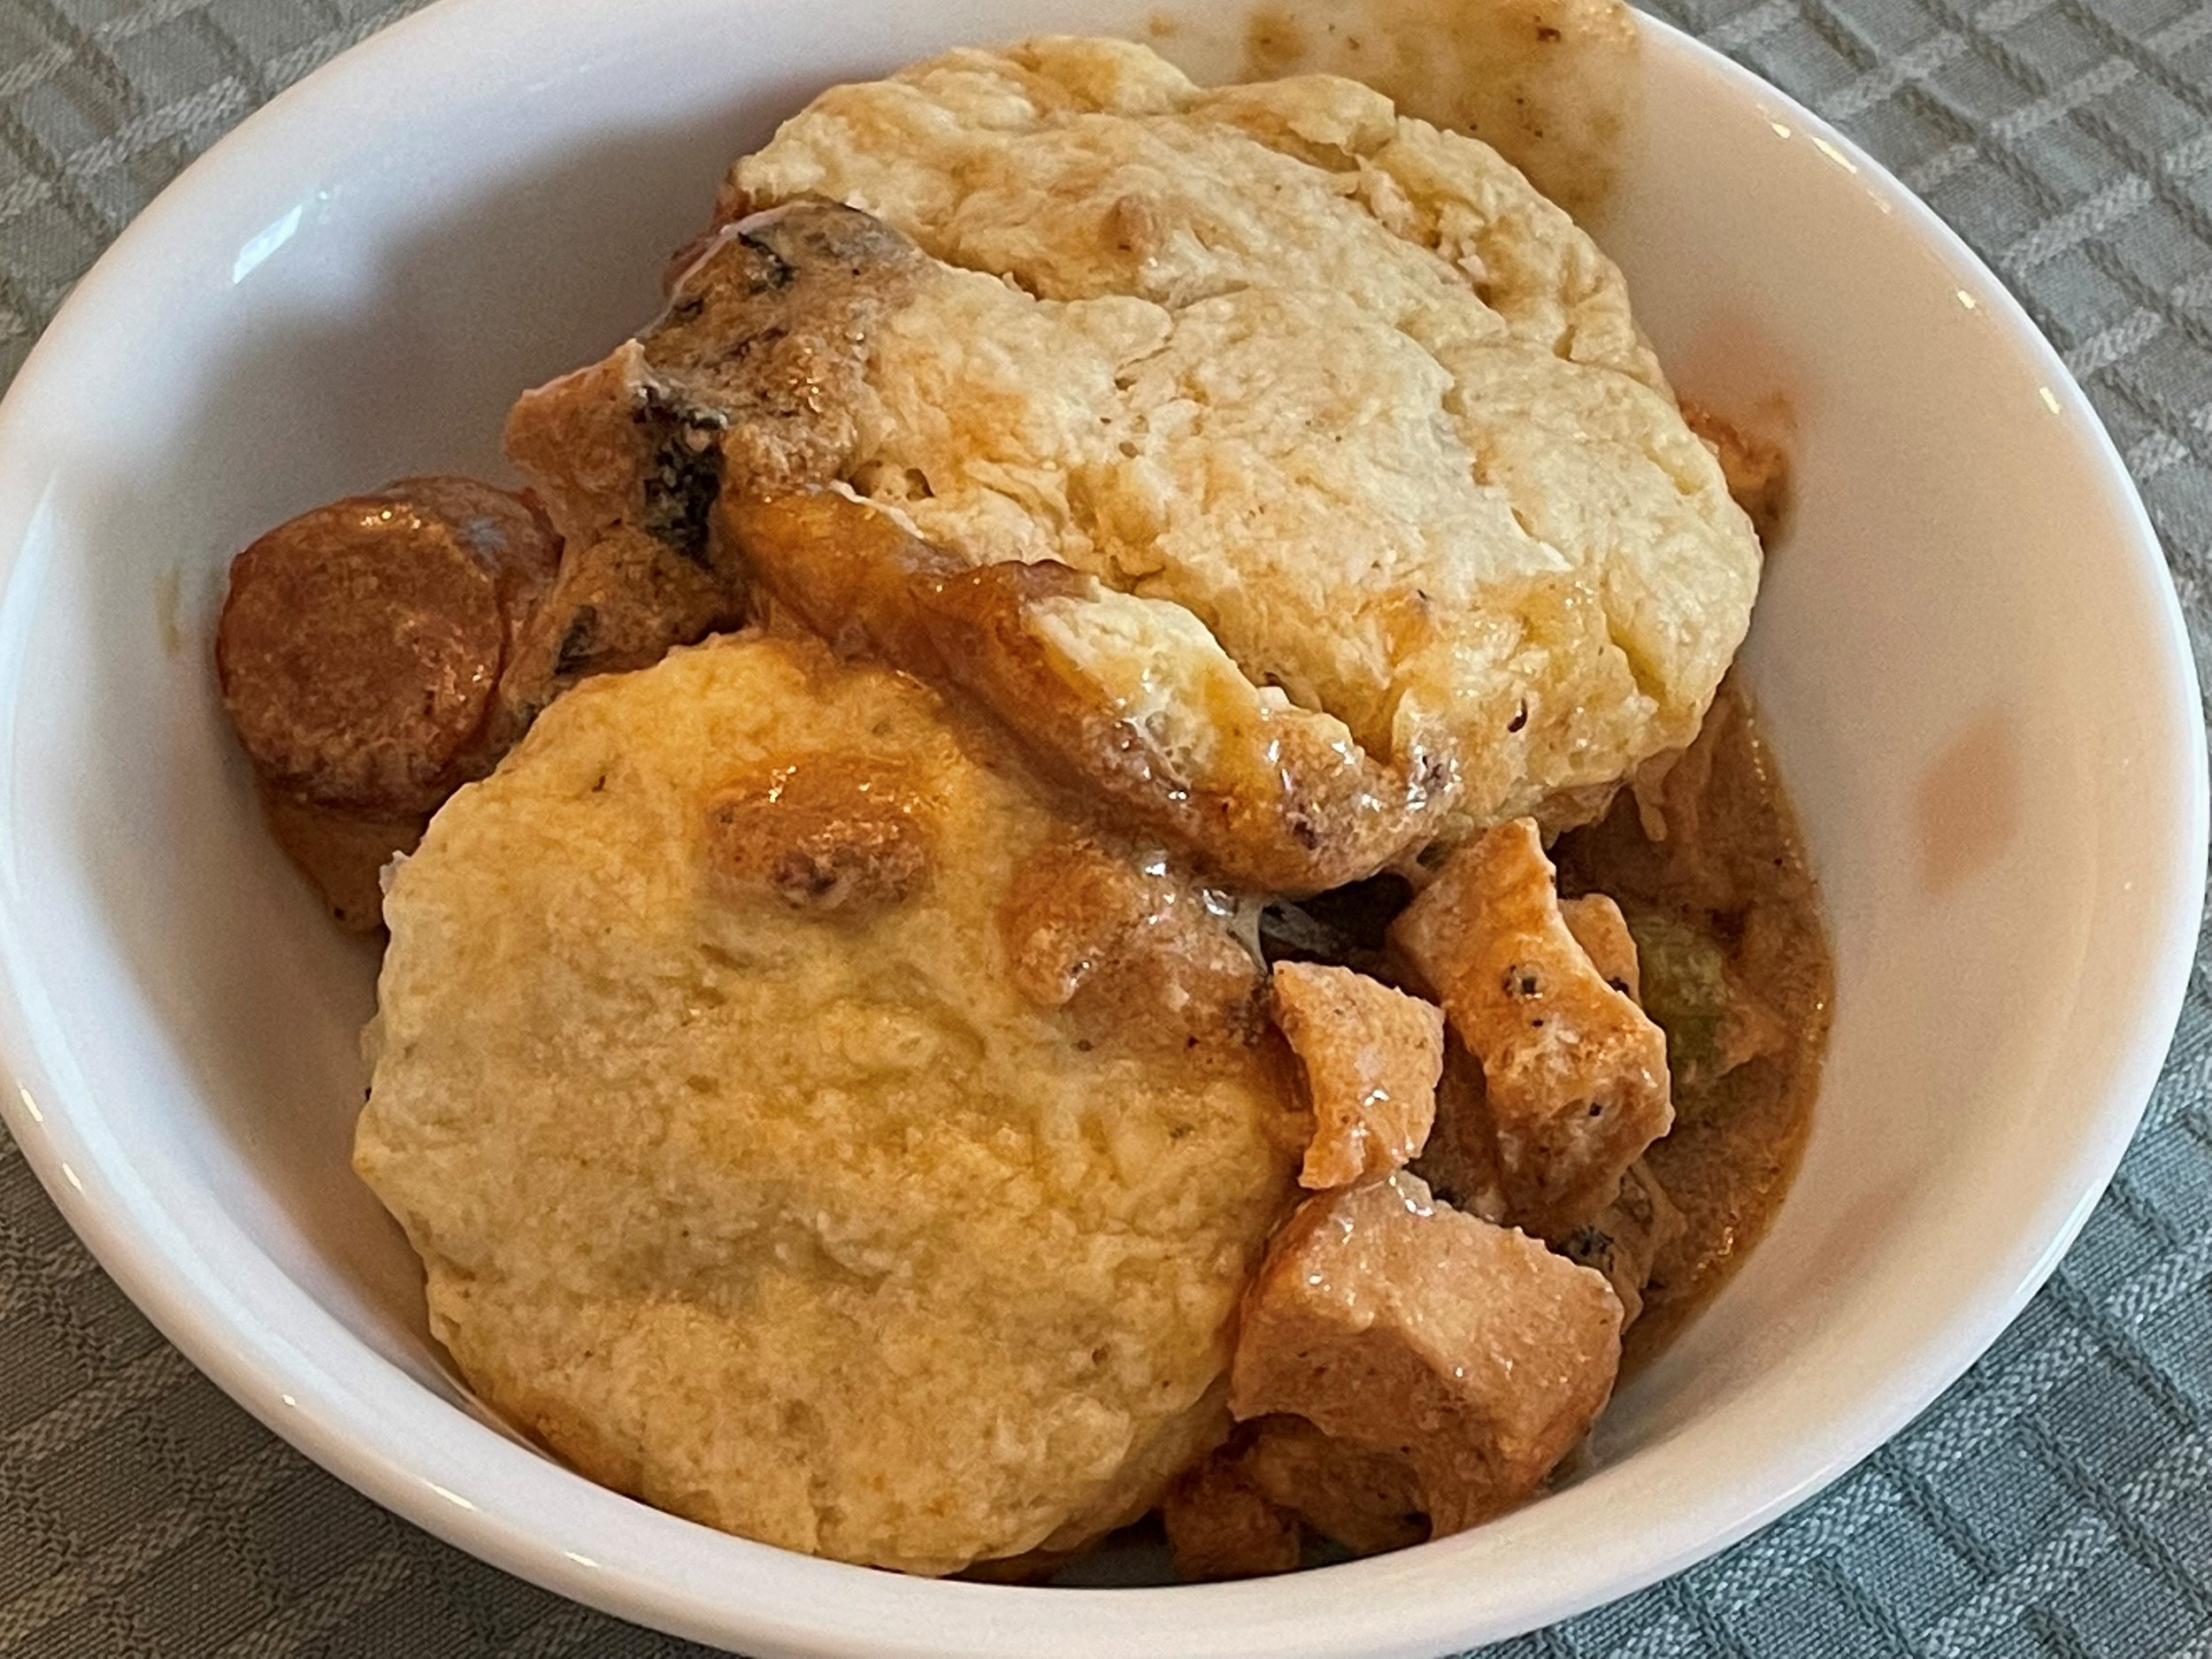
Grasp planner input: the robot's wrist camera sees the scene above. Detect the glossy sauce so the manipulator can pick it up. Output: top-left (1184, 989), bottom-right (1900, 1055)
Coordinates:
top-left (1553, 680), bottom-right (1833, 1365)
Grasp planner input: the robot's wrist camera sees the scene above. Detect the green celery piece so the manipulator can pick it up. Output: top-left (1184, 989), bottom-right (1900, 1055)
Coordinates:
top-left (1623, 912), bottom-right (1729, 1082)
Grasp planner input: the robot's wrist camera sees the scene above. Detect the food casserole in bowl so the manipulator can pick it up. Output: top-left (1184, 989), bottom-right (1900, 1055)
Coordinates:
top-left (0, 0), bottom-right (2200, 1653)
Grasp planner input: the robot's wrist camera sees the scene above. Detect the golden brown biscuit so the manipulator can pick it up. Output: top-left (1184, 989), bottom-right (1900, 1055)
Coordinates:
top-left (356, 634), bottom-right (1301, 1575)
top-left (721, 37), bottom-right (1760, 868)
top-left (724, 487), bottom-right (1441, 894)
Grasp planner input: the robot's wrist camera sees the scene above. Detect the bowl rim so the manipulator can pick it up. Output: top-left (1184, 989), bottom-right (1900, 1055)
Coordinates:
top-left (0, 4), bottom-right (2203, 1655)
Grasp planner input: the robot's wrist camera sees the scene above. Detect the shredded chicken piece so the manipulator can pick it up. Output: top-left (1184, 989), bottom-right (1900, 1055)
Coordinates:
top-left (1271, 963), bottom-right (1445, 1188)
top-left (1393, 819), bottom-right (1671, 1238)
top-left (1229, 1171), bottom-right (1621, 1534)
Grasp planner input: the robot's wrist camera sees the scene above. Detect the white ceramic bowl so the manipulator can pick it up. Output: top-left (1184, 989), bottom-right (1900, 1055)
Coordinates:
top-left (0, 2), bottom-right (2201, 1654)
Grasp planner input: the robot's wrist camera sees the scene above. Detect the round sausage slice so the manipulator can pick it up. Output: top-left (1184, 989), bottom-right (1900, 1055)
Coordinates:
top-left (217, 478), bottom-right (557, 818)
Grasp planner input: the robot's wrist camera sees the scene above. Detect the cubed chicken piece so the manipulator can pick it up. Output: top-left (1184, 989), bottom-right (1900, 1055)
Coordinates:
top-left (1238, 1415), bottom-right (1427, 1556)
top-left (1535, 909), bottom-right (1679, 1325)
top-left (1409, 1035), bottom-right (1509, 1224)
top-left (1229, 1172), bottom-right (1622, 1534)
top-left (1556, 1160), bottom-right (1684, 1327)
top-left (1561, 894), bottom-right (1640, 1002)
top-left (1409, 887), bottom-right (1649, 1246)
top-left (1271, 962), bottom-right (1445, 1189)
top-left (1160, 1448), bottom-right (1303, 1581)
top-left (1393, 820), bottom-right (1672, 1238)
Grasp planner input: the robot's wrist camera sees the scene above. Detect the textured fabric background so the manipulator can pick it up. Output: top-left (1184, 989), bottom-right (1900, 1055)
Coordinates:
top-left (1, 0), bottom-right (2209, 1654)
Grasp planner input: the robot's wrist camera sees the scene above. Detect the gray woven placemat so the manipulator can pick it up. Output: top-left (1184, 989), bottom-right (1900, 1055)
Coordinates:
top-left (3, 0), bottom-right (2209, 1654)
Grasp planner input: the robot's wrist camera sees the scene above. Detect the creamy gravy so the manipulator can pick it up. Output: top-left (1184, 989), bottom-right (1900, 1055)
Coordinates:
top-left (1255, 677), bottom-right (1833, 1364)
top-left (1554, 680), bottom-right (1834, 1365)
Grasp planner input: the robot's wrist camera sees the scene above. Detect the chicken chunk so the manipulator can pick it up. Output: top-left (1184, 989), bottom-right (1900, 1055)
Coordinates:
top-left (1238, 1415), bottom-right (1428, 1556)
top-left (1561, 893), bottom-right (1640, 1002)
top-left (1556, 1160), bottom-right (1684, 1327)
top-left (1393, 820), bottom-right (1671, 1238)
top-left (1167, 1415), bottom-right (1429, 1564)
top-left (1229, 1172), bottom-right (1621, 1534)
top-left (1535, 904), bottom-right (1678, 1324)
top-left (1271, 963), bottom-right (1444, 1189)
top-left (1160, 1445), bottom-right (1303, 1581)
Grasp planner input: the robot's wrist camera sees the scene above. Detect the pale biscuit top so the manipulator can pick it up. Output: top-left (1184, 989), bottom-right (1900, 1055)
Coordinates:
top-left (726, 36), bottom-right (1760, 844)
top-left (354, 634), bottom-right (1300, 1576)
